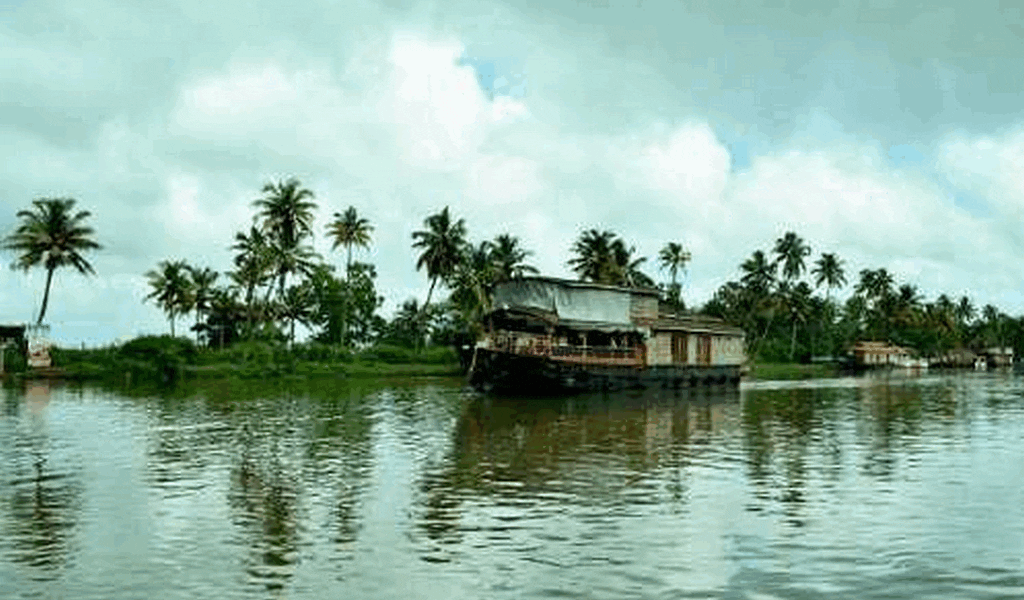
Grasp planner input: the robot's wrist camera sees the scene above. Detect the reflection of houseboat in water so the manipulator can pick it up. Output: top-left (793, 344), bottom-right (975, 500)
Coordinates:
top-left (468, 277), bottom-right (745, 393)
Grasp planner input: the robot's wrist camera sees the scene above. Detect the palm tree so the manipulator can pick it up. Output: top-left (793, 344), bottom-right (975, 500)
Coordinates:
top-left (450, 241), bottom-right (496, 329)
top-left (609, 238), bottom-right (653, 287)
top-left (956, 295), bottom-right (976, 327)
top-left (188, 266), bottom-right (218, 345)
top-left (490, 234), bottom-right (538, 282)
top-left (411, 206), bottom-right (467, 308)
top-left (278, 284), bottom-right (316, 346)
top-left (812, 253), bottom-right (846, 300)
top-left (658, 242), bottom-right (691, 310)
top-left (326, 206), bottom-right (373, 278)
top-left (3, 197), bottom-right (102, 324)
top-left (568, 229), bottom-right (617, 283)
top-left (568, 229), bottom-right (652, 287)
top-left (231, 226), bottom-right (274, 330)
top-left (740, 250), bottom-right (777, 295)
top-left (773, 231), bottom-right (811, 281)
top-left (145, 260), bottom-right (194, 337)
top-left (252, 178), bottom-right (318, 295)
top-left (658, 242), bottom-right (691, 288)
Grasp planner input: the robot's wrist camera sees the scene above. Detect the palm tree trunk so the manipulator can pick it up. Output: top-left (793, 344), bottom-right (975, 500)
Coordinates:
top-left (419, 277), bottom-right (438, 351)
top-left (36, 267), bottom-right (55, 325)
top-left (170, 309), bottom-right (176, 337)
top-left (343, 244), bottom-right (352, 347)
top-left (790, 320), bottom-right (797, 362)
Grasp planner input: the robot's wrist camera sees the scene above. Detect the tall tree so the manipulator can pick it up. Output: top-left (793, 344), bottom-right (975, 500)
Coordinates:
top-left (252, 178), bottom-right (318, 295)
top-left (956, 295), bottom-right (976, 327)
top-left (568, 229), bottom-right (618, 284)
top-left (490, 234), bottom-right (538, 283)
top-left (145, 260), bottom-right (193, 337)
top-left (658, 242), bottom-right (691, 311)
top-left (811, 253), bottom-right (846, 300)
top-left (568, 229), bottom-right (652, 287)
top-left (773, 231), bottom-right (811, 281)
top-left (658, 242), bottom-right (691, 288)
top-left (740, 250), bottom-right (777, 295)
top-left (188, 265), bottom-right (219, 345)
top-left (3, 197), bottom-right (102, 324)
top-left (326, 206), bottom-right (373, 278)
top-left (411, 206), bottom-right (467, 308)
top-left (230, 226), bottom-right (274, 332)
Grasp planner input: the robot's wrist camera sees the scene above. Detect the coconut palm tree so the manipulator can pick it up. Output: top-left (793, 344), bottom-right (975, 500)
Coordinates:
top-left (252, 178), bottom-right (318, 295)
top-left (145, 260), bottom-right (194, 337)
top-left (740, 250), bottom-right (777, 295)
top-left (568, 229), bottom-right (652, 287)
top-left (490, 233), bottom-right (538, 283)
top-left (411, 206), bottom-right (467, 308)
top-left (956, 295), bottom-right (976, 327)
top-left (568, 229), bottom-right (617, 283)
top-left (658, 242), bottom-right (691, 288)
top-left (773, 231), bottom-right (811, 281)
top-left (609, 238), bottom-right (653, 287)
top-left (3, 197), bottom-right (102, 324)
top-left (326, 206), bottom-right (373, 278)
top-left (811, 253), bottom-right (846, 300)
top-left (231, 226), bottom-right (274, 330)
top-left (278, 283), bottom-right (316, 346)
top-left (450, 241), bottom-right (496, 329)
top-left (188, 265), bottom-right (218, 345)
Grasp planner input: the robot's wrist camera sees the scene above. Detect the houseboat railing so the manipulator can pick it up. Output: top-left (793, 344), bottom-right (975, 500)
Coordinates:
top-left (486, 332), bottom-right (643, 366)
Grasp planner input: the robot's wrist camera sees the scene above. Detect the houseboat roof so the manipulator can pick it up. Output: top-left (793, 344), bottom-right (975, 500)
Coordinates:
top-left (500, 276), bottom-right (662, 296)
top-left (649, 316), bottom-right (744, 336)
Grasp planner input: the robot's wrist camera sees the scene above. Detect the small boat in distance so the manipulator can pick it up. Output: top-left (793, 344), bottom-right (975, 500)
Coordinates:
top-left (468, 277), bottom-right (745, 393)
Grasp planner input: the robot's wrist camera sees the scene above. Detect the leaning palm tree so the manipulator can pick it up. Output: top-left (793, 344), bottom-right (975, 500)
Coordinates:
top-left (411, 206), bottom-right (467, 308)
top-left (252, 178), bottom-right (318, 295)
top-left (490, 234), bottom-right (538, 283)
top-left (145, 260), bottom-right (194, 337)
top-left (326, 206), bottom-right (374, 278)
top-left (3, 197), bottom-right (102, 324)
top-left (773, 231), bottom-right (811, 281)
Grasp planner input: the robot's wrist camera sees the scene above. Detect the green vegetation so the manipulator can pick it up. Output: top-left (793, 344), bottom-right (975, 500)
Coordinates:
top-left (746, 362), bottom-right (840, 381)
top-left (39, 336), bottom-right (460, 384)
top-left (7, 181), bottom-right (1024, 380)
top-left (2, 197), bottom-right (102, 324)
top-left (703, 231), bottom-right (1024, 364)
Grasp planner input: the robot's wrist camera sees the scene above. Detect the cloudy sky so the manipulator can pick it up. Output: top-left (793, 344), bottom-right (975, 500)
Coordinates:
top-left (2, 0), bottom-right (1024, 345)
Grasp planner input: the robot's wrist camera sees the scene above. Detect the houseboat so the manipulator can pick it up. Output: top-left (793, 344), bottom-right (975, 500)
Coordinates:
top-left (467, 277), bottom-right (745, 393)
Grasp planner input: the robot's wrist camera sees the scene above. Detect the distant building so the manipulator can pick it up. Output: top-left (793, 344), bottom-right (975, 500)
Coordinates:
top-left (981, 347), bottom-right (1014, 368)
top-left (852, 341), bottom-right (913, 367)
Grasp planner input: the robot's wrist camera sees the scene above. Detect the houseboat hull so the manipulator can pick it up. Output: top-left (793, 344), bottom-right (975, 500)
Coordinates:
top-left (468, 348), bottom-right (741, 394)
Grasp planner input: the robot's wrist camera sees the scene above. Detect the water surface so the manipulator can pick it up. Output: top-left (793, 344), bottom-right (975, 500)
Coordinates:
top-left (2, 372), bottom-right (1022, 599)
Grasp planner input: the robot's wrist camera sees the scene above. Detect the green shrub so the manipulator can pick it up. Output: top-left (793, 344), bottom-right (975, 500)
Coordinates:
top-left (120, 336), bottom-right (197, 364)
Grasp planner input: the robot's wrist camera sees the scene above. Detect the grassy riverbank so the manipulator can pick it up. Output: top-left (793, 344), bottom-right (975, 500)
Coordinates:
top-left (22, 336), bottom-right (463, 383)
top-left (746, 362), bottom-right (843, 380)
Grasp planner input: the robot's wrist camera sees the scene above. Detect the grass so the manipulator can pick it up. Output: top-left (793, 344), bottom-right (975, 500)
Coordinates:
top-left (26, 336), bottom-right (464, 384)
top-left (746, 362), bottom-right (842, 381)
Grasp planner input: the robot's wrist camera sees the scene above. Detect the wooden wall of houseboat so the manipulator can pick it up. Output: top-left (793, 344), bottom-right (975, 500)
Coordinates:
top-left (647, 332), bottom-right (744, 367)
top-left (648, 332), bottom-right (674, 366)
top-left (710, 335), bottom-right (745, 365)
top-left (629, 294), bottom-right (658, 324)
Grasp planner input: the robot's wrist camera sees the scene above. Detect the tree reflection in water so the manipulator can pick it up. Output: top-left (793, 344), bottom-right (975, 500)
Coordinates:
top-left (414, 386), bottom-right (742, 560)
top-left (1, 381), bottom-right (82, 578)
